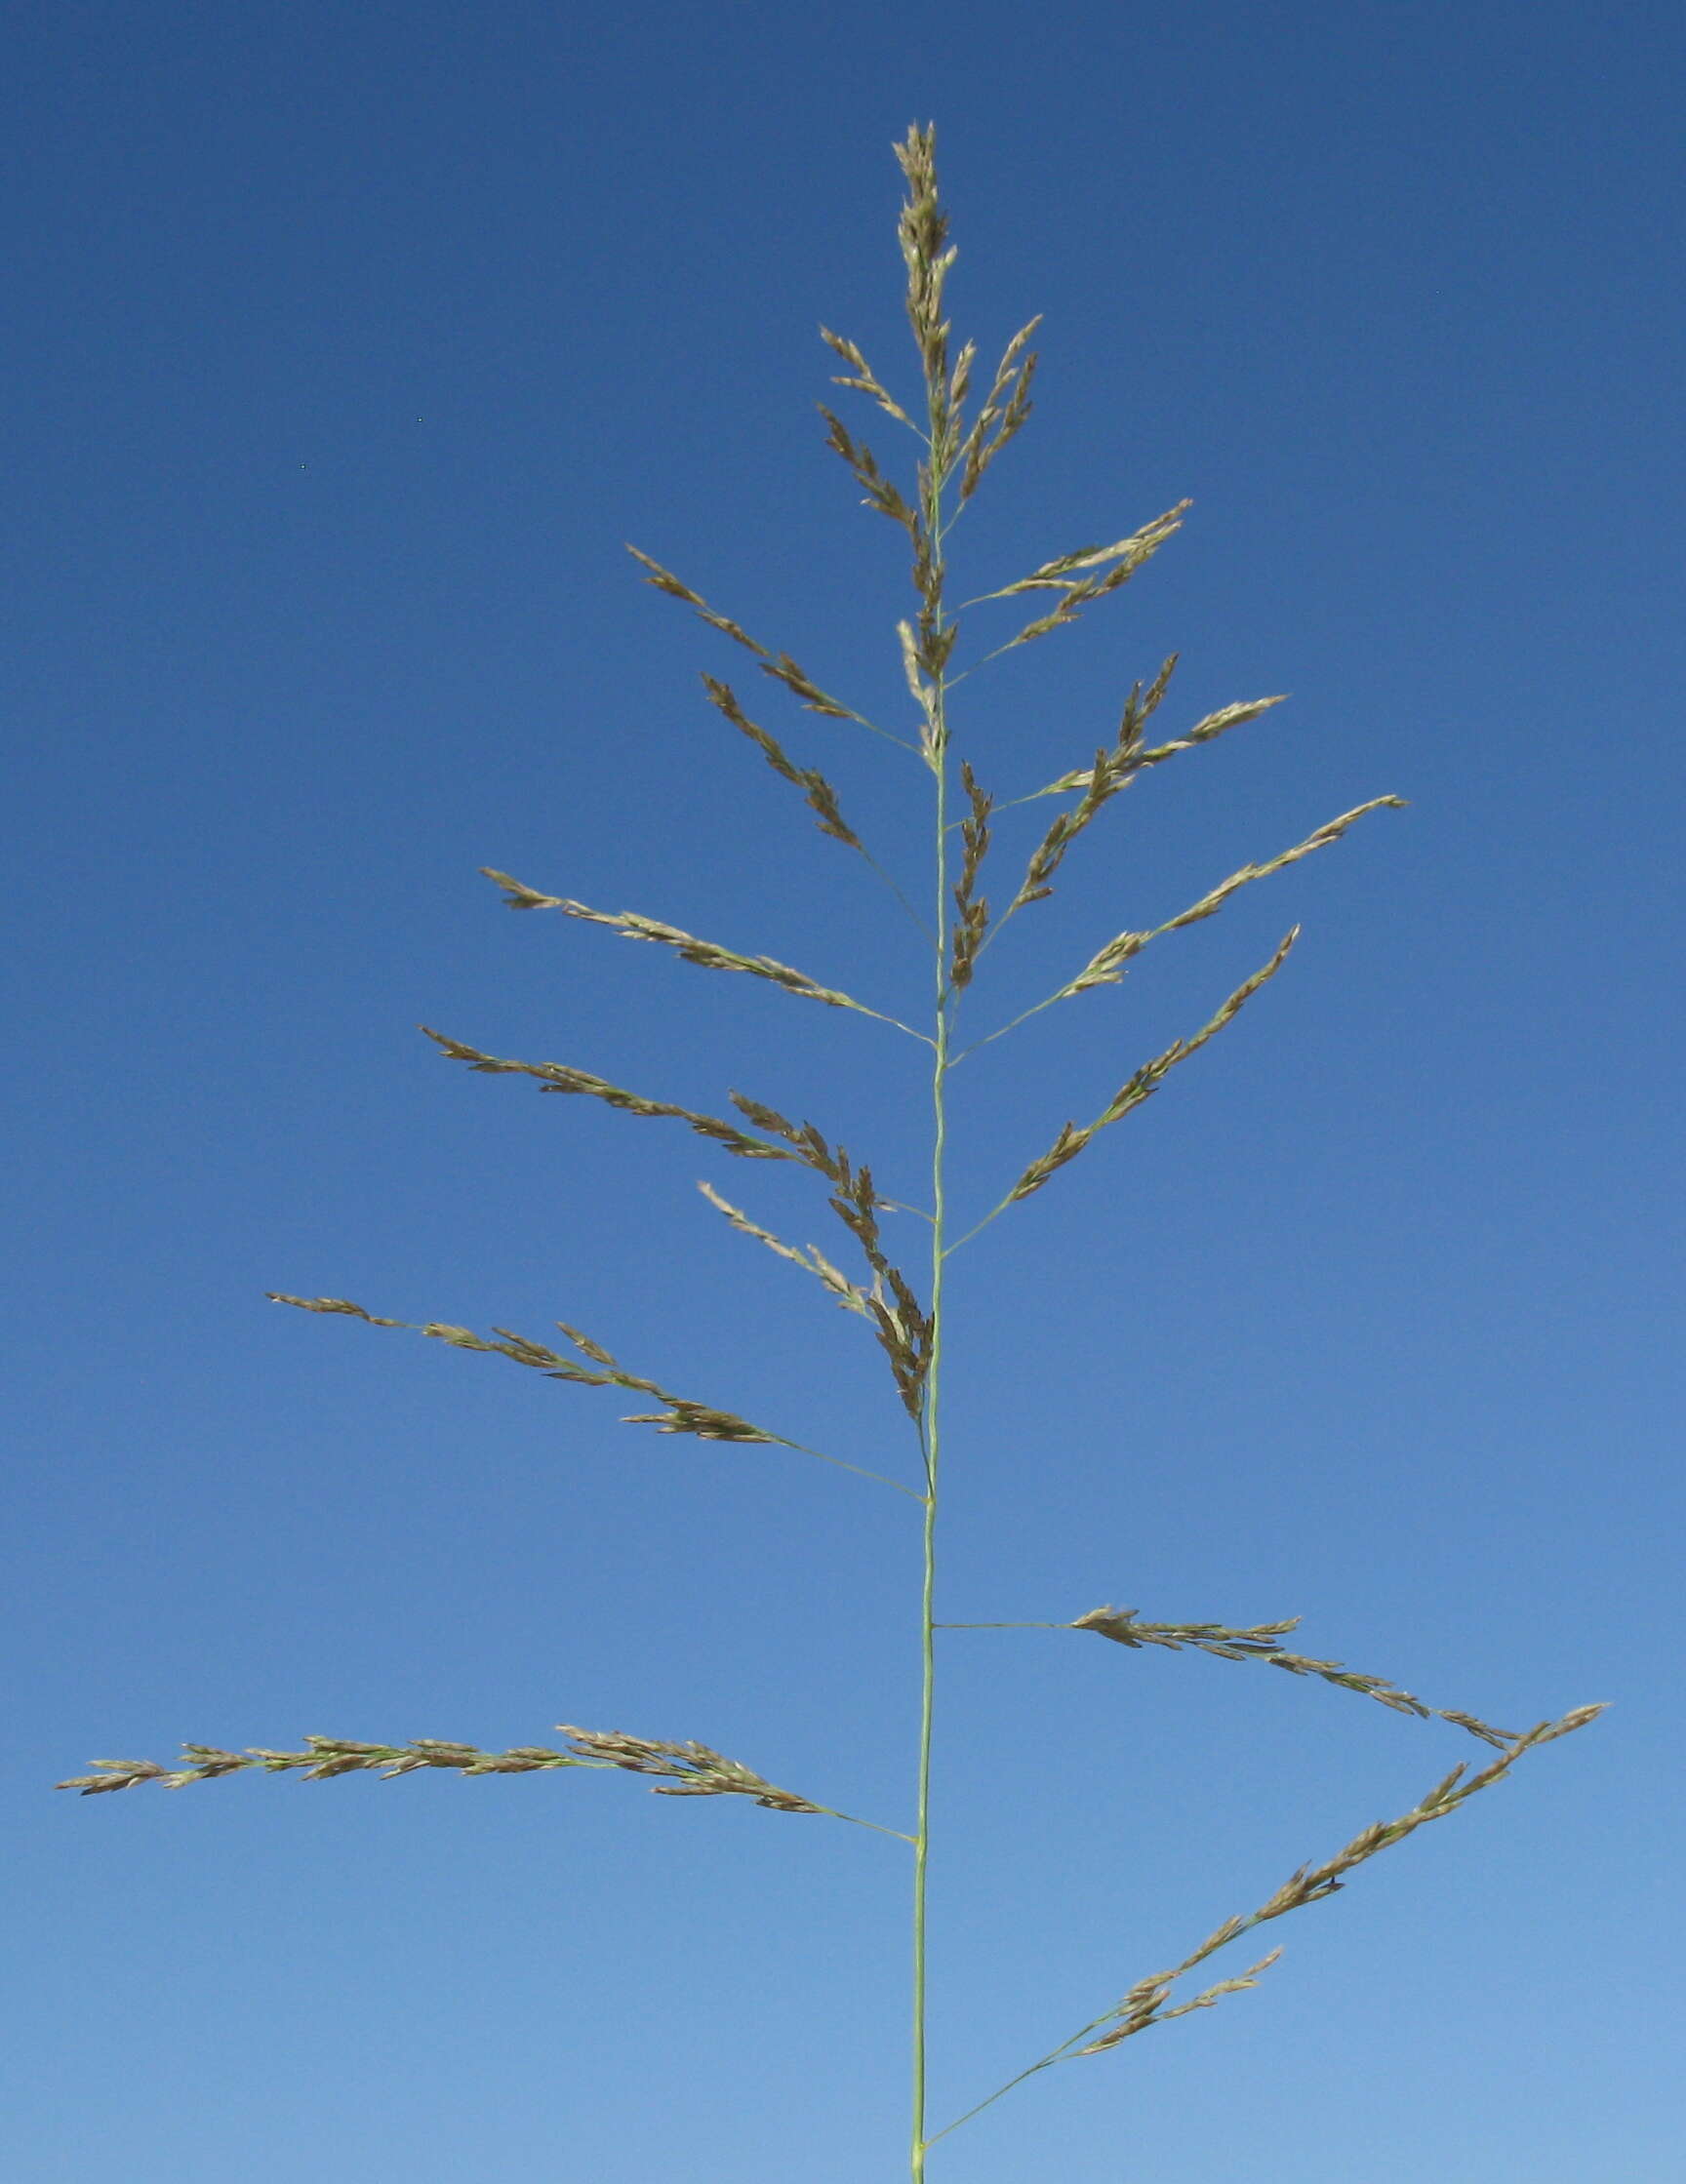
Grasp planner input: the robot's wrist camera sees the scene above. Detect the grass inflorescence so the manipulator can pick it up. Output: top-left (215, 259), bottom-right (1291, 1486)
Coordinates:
top-left (57, 122), bottom-right (1601, 2179)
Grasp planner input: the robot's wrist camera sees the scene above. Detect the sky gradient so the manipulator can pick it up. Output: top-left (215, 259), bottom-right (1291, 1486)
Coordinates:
top-left (7, 5), bottom-right (1683, 2179)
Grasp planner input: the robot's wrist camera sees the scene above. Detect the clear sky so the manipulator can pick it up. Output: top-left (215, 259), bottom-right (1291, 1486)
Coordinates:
top-left (7, 5), bottom-right (1682, 2180)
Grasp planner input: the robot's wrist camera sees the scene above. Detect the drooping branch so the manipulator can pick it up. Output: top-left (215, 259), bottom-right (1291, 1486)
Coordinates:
top-left (421, 1027), bottom-right (803, 1165)
top-left (479, 870), bottom-right (929, 1042)
top-left (1069, 1607), bottom-right (1519, 1747)
top-left (263, 1295), bottom-right (918, 1497)
top-left (267, 1293), bottom-right (778, 1441)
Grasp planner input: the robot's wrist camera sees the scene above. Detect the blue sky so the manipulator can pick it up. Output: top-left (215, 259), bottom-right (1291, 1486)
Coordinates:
top-left (7, 4), bottom-right (1682, 2178)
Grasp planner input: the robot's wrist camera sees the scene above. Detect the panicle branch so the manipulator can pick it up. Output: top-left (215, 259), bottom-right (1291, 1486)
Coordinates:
top-left (1002, 653), bottom-right (1179, 917)
top-left (626, 545), bottom-right (906, 746)
top-left (895, 123), bottom-right (957, 468)
top-left (1072, 1608), bottom-right (1519, 1747)
top-left (1000, 675), bottom-right (1288, 931)
top-left (480, 868), bottom-right (927, 1040)
top-left (1031, 691), bottom-right (1290, 802)
top-left (697, 1181), bottom-right (877, 1320)
top-left (956, 316), bottom-right (1041, 501)
top-left (58, 1727), bottom-right (838, 1820)
top-left (421, 1026), bottom-right (800, 1165)
top-left (932, 1702), bottom-right (1604, 2143)
top-left (820, 406), bottom-right (921, 537)
top-left (551, 1727), bottom-right (825, 1811)
top-left (820, 325), bottom-right (917, 431)
top-left (702, 675), bottom-right (864, 851)
top-left (964, 503), bottom-right (1189, 658)
top-left (725, 1093), bottom-right (933, 1420)
top-left (264, 1293), bottom-right (780, 1446)
top-left (56, 1736), bottom-right (610, 1794)
top-left (1050, 797), bottom-right (1405, 1002)
top-left (1004, 929), bottom-right (1299, 1206)
top-left (1077, 1703), bottom-right (1607, 2057)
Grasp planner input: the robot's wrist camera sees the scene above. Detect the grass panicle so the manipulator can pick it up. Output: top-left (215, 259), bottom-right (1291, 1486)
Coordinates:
top-left (60, 119), bottom-right (1599, 2182)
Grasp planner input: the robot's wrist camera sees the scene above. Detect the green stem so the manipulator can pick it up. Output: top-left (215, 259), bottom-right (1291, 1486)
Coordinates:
top-left (911, 468), bottom-right (952, 2183)
top-left (912, 763), bottom-right (948, 2183)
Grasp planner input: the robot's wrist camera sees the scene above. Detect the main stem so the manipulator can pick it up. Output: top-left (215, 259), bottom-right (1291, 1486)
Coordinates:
top-left (911, 465), bottom-right (951, 2184)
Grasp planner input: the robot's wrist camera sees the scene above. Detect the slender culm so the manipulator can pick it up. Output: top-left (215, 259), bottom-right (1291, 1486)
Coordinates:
top-left (911, 411), bottom-right (952, 2184)
top-left (57, 122), bottom-right (1602, 2181)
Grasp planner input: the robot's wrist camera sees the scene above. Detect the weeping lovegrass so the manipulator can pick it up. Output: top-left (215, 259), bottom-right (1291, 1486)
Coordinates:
top-left (59, 126), bottom-right (1601, 2176)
